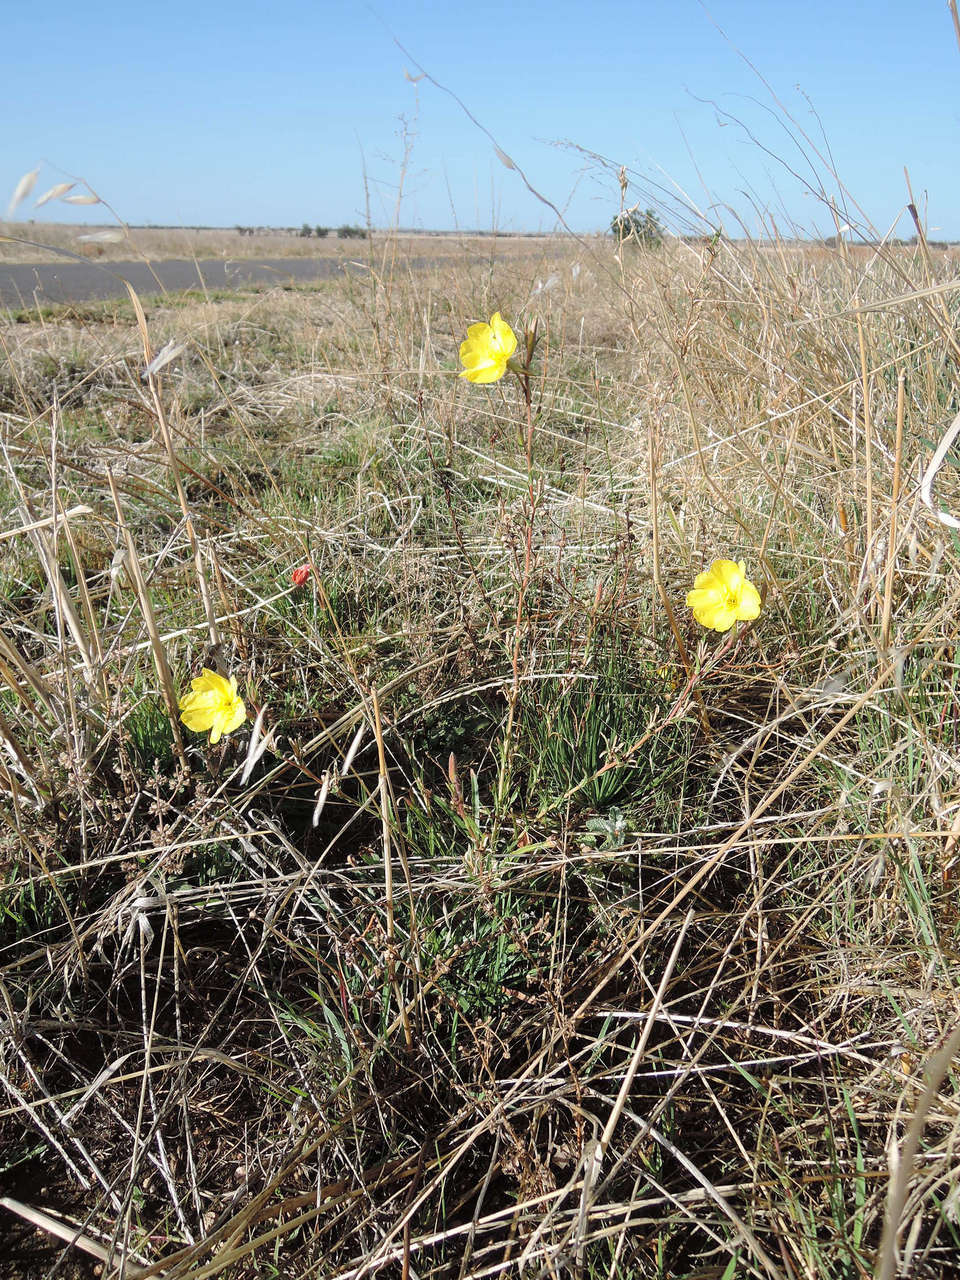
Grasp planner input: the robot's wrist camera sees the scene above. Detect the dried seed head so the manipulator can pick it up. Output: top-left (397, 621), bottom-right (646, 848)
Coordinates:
top-left (7, 167), bottom-right (39, 217)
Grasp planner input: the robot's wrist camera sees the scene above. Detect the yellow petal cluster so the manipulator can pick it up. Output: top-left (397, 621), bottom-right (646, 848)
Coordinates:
top-left (459, 312), bottom-right (518, 383)
top-left (178, 668), bottom-right (246, 744)
top-left (686, 560), bottom-right (761, 632)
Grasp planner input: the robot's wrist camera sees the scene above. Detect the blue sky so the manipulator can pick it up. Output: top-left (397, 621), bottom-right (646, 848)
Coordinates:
top-left (4, 0), bottom-right (959, 237)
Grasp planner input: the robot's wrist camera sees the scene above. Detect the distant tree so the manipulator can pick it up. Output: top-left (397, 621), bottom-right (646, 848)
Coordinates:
top-left (611, 208), bottom-right (665, 247)
top-left (337, 224), bottom-right (367, 240)
top-left (300, 222), bottom-right (314, 238)
top-left (314, 225), bottom-right (329, 238)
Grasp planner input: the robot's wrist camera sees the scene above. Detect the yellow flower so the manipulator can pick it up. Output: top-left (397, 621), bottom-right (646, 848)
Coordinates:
top-left (178, 668), bottom-right (246, 744)
top-left (459, 312), bottom-right (518, 383)
top-left (686, 559), bottom-right (762, 632)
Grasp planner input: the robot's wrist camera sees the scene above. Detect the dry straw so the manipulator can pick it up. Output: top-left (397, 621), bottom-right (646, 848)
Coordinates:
top-left (5, 112), bottom-right (960, 1278)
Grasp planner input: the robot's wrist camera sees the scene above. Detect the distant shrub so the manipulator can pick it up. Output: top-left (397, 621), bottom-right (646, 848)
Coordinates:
top-left (337, 224), bottom-right (367, 240)
top-left (611, 208), bottom-right (665, 247)
top-left (300, 223), bottom-right (313, 238)
top-left (314, 226), bottom-right (329, 239)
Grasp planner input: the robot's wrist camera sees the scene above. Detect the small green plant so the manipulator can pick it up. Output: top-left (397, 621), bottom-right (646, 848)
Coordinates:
top-left (581, 807), bottom-right (631, 850)
top-left (520, 643), bottom-right (690, 817)
top-left (126, 692), bottom-right (177, 771)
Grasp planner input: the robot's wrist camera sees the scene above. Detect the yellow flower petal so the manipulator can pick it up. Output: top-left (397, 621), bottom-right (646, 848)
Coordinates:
top-left (686, 559), bottom-right (762, 632)
top-left (489, 312), bottom-right (518, 355)
top-left (179, 668), bottom-right (246, 743)
top-left (459, 312), bottom-right (518, 383)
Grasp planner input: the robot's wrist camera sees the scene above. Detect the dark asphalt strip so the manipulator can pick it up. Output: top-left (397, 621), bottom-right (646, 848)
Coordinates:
top-left (0, 256), bottom-right (363, 309)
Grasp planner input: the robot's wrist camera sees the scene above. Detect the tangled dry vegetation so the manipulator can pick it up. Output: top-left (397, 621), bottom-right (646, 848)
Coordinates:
top-left (1, 225), bottom-right (959, 1279)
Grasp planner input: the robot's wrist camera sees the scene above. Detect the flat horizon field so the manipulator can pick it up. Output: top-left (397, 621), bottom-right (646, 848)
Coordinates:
top-left (0, 223), bottom-right (560, 266)
top-left (1, 214), bottom-right (959, 1280)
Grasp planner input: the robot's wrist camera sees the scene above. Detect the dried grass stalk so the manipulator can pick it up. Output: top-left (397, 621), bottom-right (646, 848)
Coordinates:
top-left (107, 469), bottom-right (186, 767)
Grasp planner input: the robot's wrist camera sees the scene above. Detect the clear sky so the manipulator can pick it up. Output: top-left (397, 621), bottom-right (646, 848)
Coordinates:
top-left (4, 0), bottom-right (959, 238)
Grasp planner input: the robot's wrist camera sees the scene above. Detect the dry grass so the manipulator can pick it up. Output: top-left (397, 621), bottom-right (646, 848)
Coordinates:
top-left (0, 222), bottom-right (554, 265)
top-left (1, 217), bottom-right (959, 1280)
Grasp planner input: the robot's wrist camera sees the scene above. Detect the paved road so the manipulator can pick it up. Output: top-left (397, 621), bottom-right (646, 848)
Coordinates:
top-left (0, 255), bottom-right (366, 309)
